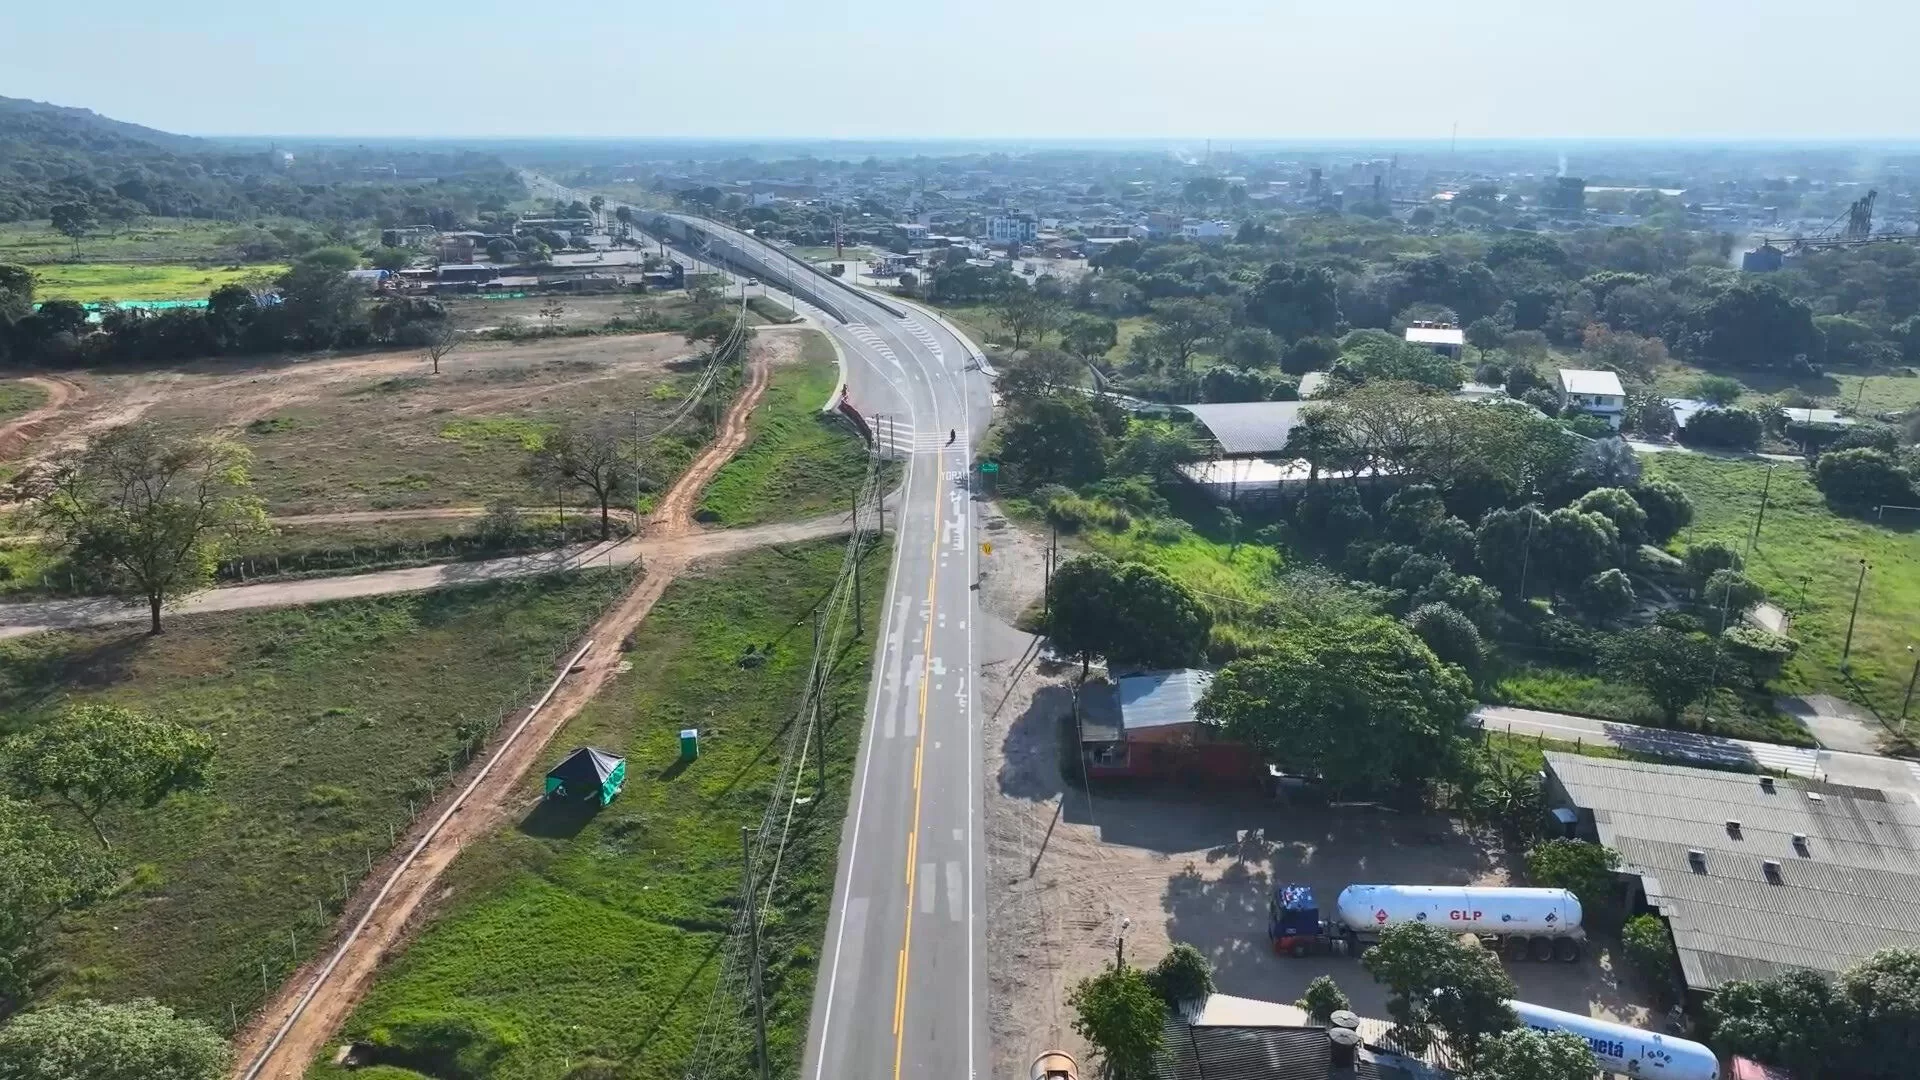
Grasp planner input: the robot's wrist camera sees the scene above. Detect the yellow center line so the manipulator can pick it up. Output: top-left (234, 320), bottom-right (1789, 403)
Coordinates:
top-left (893, 457), bottom-right (945, 1077)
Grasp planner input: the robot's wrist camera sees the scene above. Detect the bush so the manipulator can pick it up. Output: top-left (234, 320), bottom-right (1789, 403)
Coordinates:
top-left (1814, 447), bottom-right (1914, 506)
top-left (1524, 839), bottom-right (1622, 919)
top-left (1630, 478), bottom-right (1694, 543)
top-left (1691, 373), bottom-right (1744, 405)
top-left (1151, 942), bottom-right (1216, 1006)
top-left (1043, 490), bottom-right (1131, 533)
top-left (1295, 975), bottom-right (1350, 1023)
top-left (1280, 335), bottom-right (1340, 375)
top-left (1721, 624), bottom-right (1799, 687)
top-left (364, 1010), bottom-right (524, 1080)
top-left (1679, 406), bottom-right (1764, 450)
top-left (1683, 539), bottom-right (1743, 582)
top-left (1407, 602), bottom-right (1483, 672)
top-left (1577, 568), bottom-right (1636, 622)
top-left (1702, 568), bottom-right (1766, 617)
top-left (1622, 914), bottom-right (1677, 1000)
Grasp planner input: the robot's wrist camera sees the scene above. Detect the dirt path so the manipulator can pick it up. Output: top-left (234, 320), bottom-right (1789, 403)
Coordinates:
top-left (232, 348), bottom-right (781, 1079)
top-left (0, 375), bottom-right (84, 461)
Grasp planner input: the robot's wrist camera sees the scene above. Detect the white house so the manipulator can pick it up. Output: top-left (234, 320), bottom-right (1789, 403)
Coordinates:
top-left (1403, 322), bottom-right (1465, 360)
top-left (1557, 369), bottom-right (1627, 429)
top-left (1179, 219), bottom-right (1233, 241)
top-left (986, 214), bottom-right (1038, 244)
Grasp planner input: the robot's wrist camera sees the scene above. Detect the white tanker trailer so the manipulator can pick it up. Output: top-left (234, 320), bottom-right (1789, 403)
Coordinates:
top-left (1510, 1000), bottom-right (1719, 1080)
top-left (1268, 883), bottom-right (1586, 961)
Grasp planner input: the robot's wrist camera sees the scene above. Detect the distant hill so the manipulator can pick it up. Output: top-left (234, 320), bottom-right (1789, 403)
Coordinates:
top-left (0, 95), bottom-right (525, 228)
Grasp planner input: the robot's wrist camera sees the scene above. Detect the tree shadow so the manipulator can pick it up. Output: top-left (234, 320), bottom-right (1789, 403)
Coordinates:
top-left (996, 683), bottom-right (1075, 802)
top-left (0, 627), bottom-right (152, 720)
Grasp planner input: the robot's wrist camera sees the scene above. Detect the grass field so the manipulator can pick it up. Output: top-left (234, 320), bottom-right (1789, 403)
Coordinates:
top-left (1485, 659), bottom-right (1812, 745)
top-left (1646, 452), bottom-right (1920, 727)
top-left (0, 377), bottom-right (48, 422)
top-left (314, 539), bottom-right (888, 1080)
top-left (27, 262), bottom-right (286, 303)
top-left (0, 570), bottom-right (629, 1024)
top-left (698, 331), bottom-right (875, 527)
top-left (0, 217), bottom-right (301, 265)
top-left (1652, 358), bottom-right (1920, 420)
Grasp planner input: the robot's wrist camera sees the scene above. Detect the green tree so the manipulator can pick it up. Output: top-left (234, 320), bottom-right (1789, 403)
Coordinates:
top-left (1222, 326), bottom-right (1282, 369)
top-left (1719, 625), bottom-right (1798, 688)
top-left (525, 419), bottom-right (636, 540)
top-left (368, 245), bottom-right (413, 272)
top-left (1061, 315), bottom-right (1119, 365)
top-left (1523, 839), bottom-right (1621, 918)
top-left (1248, 261), bottom-right (1341, 340)
top-left (1708, 967), bottom-right (1856, 1079)
top-left (1147, 298), bottom-right (1229, 370)
top-left (1541, 507), bottom-right (1618, 593)
top-left (1690, 373), bottom-right (1744, 405)
top-left (1067, 963), bottom-right (1165, 1080)
top-left (1602, 626), bottom-right (1720, 723)
top-left (4, 703), bottom-right (214, 850)
top-left (276, 251), bottom-right (367, 349)
top-left (25, 423), bottom-right (267, 634)
top-left (1406, 603), bottom-right (1482, 673)
top-left (1280, 335), bottom-right (1340, 376)
top-left (1683, 539), bottom-right (1743, 582)
top-left (0, 796), bottom-right (119, 1004)
top-left (996, 348), bottom-right (1083, 401)
top-left (1839, 948), bottom-right (1920, 1079)
top-left (1577, 568), bottom-right (1636, 623)
top-left (1046, 555), bottom-right (1211, 675)
top-left (1294, 975), bottom-right (1350, 1023)
top-left (0, 263), bottom-right (33, 324)
top-left (992, 282), bottom-right (1065, 350)
top-left (1362, 923), bottom-right (1518, 1061)
top-left (1467, 1028), bottom-right (1597, 1080)
top-left (1815, 448), bottom-right (1913, 506)
top-left (1621, 914), bottom-right (1676, 998)
top-left (1474, 505), bottom-right (1548, 597)
top-left (1149, 943), bottom-right (1215, 1006)
top-left (998, 395), bottom-right (1108, 487)
top-left (47, 202), bottom-right (95, 256)
top-left (1686, 278), bottom-right (1818, 370)
top-left (1200, 617), bottom-right (1473, 794)
top-left (1702, 569), bottom-right (1766, 620)
top-left (1573, 487), bottom-right (1648, 547)
top-left (1631, 479), bottom-right (1694, 543)
top-left (1679, 406), bottom-right (1763, 450)
top-left (0, 998), bottom-right (228, 1080)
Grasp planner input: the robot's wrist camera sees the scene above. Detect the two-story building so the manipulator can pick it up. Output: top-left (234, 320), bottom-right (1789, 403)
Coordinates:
top-left (1403, 322), bottom-right (1464, 360)
top-left (1557, 369), bottom-right (1627, 429)
top-left (985, 214), bottom-right (1038, 244)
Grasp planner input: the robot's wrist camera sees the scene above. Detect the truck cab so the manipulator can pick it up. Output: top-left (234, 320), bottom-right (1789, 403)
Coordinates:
top-left (1268, 884), bottom-right (1325, 957)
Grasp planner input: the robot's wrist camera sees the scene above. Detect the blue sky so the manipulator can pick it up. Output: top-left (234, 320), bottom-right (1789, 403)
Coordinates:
top-left (6, 0), bottom-right (1918, 140)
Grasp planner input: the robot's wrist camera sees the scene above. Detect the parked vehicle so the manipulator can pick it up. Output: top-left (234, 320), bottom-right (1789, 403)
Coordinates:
top-left (1268, 883), bottom-right (1585, 961)
top-left (1510, 1000), bottom-right (1719, 1080)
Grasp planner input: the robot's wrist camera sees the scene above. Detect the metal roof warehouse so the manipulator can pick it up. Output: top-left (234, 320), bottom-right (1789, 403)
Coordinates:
top-left (1543, 752), bottom-right (1920, 995)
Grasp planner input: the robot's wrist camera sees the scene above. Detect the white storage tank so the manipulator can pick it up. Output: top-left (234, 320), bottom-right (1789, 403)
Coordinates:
top-left (1510, 1000), bottom-right (1719, 1080)
top-left (1334, 885), bottom-right (1583, 938)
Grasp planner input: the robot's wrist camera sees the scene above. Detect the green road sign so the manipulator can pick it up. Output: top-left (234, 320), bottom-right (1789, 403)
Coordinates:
top-left (979, 461), bottom-right (999, 473)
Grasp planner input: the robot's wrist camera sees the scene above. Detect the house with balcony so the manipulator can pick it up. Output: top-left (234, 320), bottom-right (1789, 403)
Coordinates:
top-left (1557, 368), bottom-right (1627, 429)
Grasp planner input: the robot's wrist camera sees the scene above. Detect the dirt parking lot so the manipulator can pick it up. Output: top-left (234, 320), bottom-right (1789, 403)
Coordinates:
top-left (976, 507), bottom-right (1660, 1078)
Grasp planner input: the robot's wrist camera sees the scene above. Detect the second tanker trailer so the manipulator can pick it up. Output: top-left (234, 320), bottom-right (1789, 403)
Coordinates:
top-left (1268, 883), bottom-right (1586, 961)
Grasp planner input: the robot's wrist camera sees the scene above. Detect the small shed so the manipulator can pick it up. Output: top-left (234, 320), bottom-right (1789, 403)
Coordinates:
top-left (545, 746), bottom-right (627, 806)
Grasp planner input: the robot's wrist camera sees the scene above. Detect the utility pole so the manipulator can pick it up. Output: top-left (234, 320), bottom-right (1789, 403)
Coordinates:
top-left (741, 826), bottom-right (771, 1080)
top-left (852, 489), bottom-right (865, 637)
top-left (1747, 463), bottom-right (1776, 559)
top-left (1902, 646), bottom-right (1919, 726)
top-left (1044, 522), bottom-right (1057, 621)
top-left (1842, 559), bottom-right (1869, 670)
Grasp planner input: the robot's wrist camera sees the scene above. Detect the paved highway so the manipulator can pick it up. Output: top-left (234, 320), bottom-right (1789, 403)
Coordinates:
top-left (532, 184), bottom-right (998, 1079)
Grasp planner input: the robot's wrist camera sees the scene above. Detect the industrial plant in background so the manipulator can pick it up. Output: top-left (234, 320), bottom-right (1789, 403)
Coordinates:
top-left (1744, 188), bottom-right (1918, 269)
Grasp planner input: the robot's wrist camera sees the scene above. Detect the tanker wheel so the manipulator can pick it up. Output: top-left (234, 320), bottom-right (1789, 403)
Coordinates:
top-left (1554, 937), bottom-right (1582, 963)
top-left (1529, 936), bottom-right (1556, 962)
top-left (1291, 941), bottom-right (1310, 959)
top-left (1503, 936), bottom-right (1529, 961)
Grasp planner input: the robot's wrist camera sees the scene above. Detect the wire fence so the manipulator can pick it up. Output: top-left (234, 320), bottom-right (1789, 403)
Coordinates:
top-left (212, 557), bottom-right (638, 1039)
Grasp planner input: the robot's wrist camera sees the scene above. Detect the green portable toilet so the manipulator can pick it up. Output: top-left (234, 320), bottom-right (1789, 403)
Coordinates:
top-left (679, 728), bottom-right (700, 761)
top-left (544, 746), bottom-right (628, 807)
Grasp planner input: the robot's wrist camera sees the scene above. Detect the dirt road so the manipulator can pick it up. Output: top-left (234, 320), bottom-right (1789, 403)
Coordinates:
top-left (230, 344), bottom-right (793, 1078)
top-left (0, 375), bottom-right (83, 460)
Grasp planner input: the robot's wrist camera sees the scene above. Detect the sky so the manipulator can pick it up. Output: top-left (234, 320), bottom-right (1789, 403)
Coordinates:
top-left (7, 0), bottom-right (1920, 142)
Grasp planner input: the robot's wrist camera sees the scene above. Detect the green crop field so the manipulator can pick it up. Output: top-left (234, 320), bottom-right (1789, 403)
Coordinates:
top-left (1647, 452), bottom-right (1920, 728)
top-left (0, 378), bottom-right (48, 422)
top-left (698, 330), bottom-right (885, 526)
top-left (0, 570), bottom-right (628, 1026)
top-left (314, 539), bottom-right (888, 1080)
top-left (25, 262), bottom-right (285, 303)
top-left (0, 217), bottom-right (294, 265)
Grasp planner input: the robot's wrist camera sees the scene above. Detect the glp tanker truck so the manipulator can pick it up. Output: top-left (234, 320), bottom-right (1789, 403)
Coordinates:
top-left (1511, 1000), bottom-right (1719, 1080)
top-left (1268, 884), bottom-right (1585, 961)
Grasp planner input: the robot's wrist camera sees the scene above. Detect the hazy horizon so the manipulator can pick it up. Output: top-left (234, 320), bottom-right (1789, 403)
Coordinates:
top-left (7, 0), bottom-right (1920, 142)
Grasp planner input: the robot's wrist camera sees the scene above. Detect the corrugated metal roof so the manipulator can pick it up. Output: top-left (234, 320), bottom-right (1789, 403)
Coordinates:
top-left (1181, 401), bottom-right (1310, 455)
top-left (1118, 669), bottom-right (1215, 731)
top-left (1547, 753), bottom-right (1920, 990)
top-left (1156, 1014), bottom-right (1416, 1080)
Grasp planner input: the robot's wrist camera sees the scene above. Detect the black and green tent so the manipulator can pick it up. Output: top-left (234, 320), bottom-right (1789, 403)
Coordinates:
top-left (544, 746), bottom-right (627, 806)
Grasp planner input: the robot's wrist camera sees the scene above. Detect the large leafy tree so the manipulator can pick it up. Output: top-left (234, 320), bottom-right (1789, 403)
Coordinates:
top-left (1247, 261), bottom-right (1341, 340)
top-left (1199, 616), bottom-right (1473, 793)
top-left (274, 249), bottom-right (368, 349)
top-left (1146, 298), bottom-right (1229, 370)
top-left (0, 998), bottom-right (228, 1080)
top-left (1686, 278), bottom-right (1819, 370)
top-left (1067, 963), bottom-right (1164, 1080)
top-left (1524, 839), bottom-right (1621, 919)
top-left (0, 797), bottom-right (119, 1005)
top-left (1602, 626), bottom-right (1720, 723)
top-left (24, 422), bottom-right (267, 634)
top-left (1060, 315), bottom-right (1119, 366)
top-left (998, 395), bottom-right (1108, 487)
top-left (1474, 505), bottom-right (1548, 597)
top-left (1631, 478), bottom-right (1694, 543)
top-left (1362, 922), bottom-right (1517, 1061)
top-left (1046, 555), bottom-right (1211, 675)
top-left (1839, 948), bottom-right (1920, 1078)
top-left (1573, 487), bottom-right (1648, 547)
top-left (1468, 1028), bottom-right (1597, 1080)
top-left (1541, 507), bottom-right (1618, 592)
top-left (4, 703), bottom-right (214, 850)
top-left (1815, 448), bottom-right (1913, 506)
top-left (1708, 967), bottom-right (1858, 1078)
